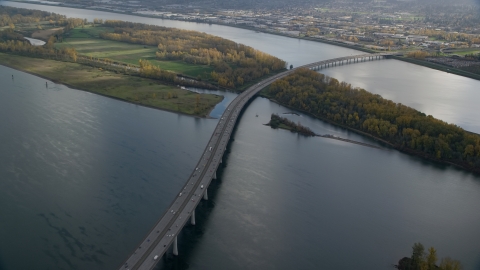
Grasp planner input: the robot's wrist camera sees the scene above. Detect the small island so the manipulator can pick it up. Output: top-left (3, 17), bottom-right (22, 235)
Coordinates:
top-left (266, 113), bottom-right (316, 136)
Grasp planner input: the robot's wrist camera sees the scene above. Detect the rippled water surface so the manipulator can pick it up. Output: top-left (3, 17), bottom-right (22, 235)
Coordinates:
top-left (0, 66), bottom-right (216, 269)
top-left (1, 2), bottom-right (480, 269)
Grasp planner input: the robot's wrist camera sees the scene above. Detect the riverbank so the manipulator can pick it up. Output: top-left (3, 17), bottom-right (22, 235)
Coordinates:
top-left (391, 56), bottom-right (480, 81)
top-left (266, 113), bottom-right (386, 149)
top-left (262, 94), bottom-right (396, 146)
top-left (5, 1), bottom-right (480, 84)
top-left (261, 93), bottom-right (480, 175)
top-left (146, 18), bottom-right (480, 82)
top-left (0, 53), bottom-right (223, 117)
top-left (153, 19), bottom-right (480, 81)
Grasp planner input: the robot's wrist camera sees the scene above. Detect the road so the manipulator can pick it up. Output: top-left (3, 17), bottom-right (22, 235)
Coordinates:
top-left (118, 52), bottom-right (390, 270)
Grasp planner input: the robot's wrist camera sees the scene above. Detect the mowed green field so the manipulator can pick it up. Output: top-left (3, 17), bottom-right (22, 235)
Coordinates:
top-left (55, 26), bottom-right (214, 79)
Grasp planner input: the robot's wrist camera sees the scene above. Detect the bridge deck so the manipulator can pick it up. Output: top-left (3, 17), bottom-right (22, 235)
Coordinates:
top-left (118, 52), bottom-right (392, 270)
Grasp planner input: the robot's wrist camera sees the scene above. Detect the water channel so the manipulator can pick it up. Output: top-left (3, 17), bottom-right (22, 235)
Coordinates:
top-left (1, 2), bottom-right (480, 270)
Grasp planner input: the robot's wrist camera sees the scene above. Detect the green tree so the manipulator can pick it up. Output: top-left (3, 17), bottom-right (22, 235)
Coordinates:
top-left (426, 247), bottom-right (437, 270)
top-left (411, 243), bottom-right (425, 269)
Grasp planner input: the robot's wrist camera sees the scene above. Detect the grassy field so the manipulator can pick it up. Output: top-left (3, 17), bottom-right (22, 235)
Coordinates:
top-left (0, 53), bottom-right (222, 116)
top-left (9, 21), bottom-right (61, 39)
top-left (56, 26), bottom-right (214, 79)
top-left (32, 27), bottom-right (64, 40)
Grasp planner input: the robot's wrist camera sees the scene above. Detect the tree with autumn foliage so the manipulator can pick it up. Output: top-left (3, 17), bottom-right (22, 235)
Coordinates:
top-left (99, 20), bottom-right (286, 89)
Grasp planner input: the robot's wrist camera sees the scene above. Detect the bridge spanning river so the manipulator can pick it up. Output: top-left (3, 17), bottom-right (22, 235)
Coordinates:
top-left (118, 52), bottom-right (394, 270)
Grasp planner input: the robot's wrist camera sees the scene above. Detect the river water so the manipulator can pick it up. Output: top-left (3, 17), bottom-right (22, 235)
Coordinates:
top-left (1, 2), bottom-right (480, 270)
top-left (3, 1), bottom-right (480, 133)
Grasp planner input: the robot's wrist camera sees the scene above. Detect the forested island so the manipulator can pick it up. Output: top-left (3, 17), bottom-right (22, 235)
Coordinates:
top-left (0, 6), bottom-right (286, 117)
top-left (263, 68), bottom-right (480, 174)
top-left (396, 243), bottom-right (461, 270)
top-left (267, 114), bottom-right (316, 136)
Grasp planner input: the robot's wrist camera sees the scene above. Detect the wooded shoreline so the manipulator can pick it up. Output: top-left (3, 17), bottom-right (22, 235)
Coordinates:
top-left (261, 69), bottom-right (480, 175)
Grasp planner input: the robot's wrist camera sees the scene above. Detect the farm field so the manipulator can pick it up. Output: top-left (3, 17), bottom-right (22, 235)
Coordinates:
top-left (55, 26), bottom-right (214, 79)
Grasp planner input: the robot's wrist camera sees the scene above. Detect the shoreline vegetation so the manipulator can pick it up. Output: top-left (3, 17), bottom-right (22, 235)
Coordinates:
top-left (391, 55), bottom-right (480, 81)
top-left (261, 68), bottom-right (480, 174)
top-left (2, 7), bottom-right (480, 166)
top-left (5, 1), bottom-right (479, 82)
top-left (0, 6), bottom-right (286, 117)
top-left (0, 53), bottom-right (223, 117)
top-left (137, 17), bottom-right (480, 82)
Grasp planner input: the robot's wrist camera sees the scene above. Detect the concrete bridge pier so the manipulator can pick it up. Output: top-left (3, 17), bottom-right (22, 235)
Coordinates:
top-left (173, 236), bottom-right (178, 256)
top-left (191, 209), bottom-right (195, 225)
top-left (213, 170), bottom-right (217, 180)
top-left (203, 189), bottom-right (208, 200)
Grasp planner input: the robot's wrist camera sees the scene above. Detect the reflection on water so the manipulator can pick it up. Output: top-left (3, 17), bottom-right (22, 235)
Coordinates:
top-left (320, 59), bottom-right (480, 133)
top-left (185, 87), bottom-right (237, 119)
top-left (156, 98), bottom-right (480, 270)
top-left (2, 1), bottom-right (479, 131)
top-left (0, 2), bottom-right (480, 269)
top-left (0, 66), bottom-right (217, 270)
